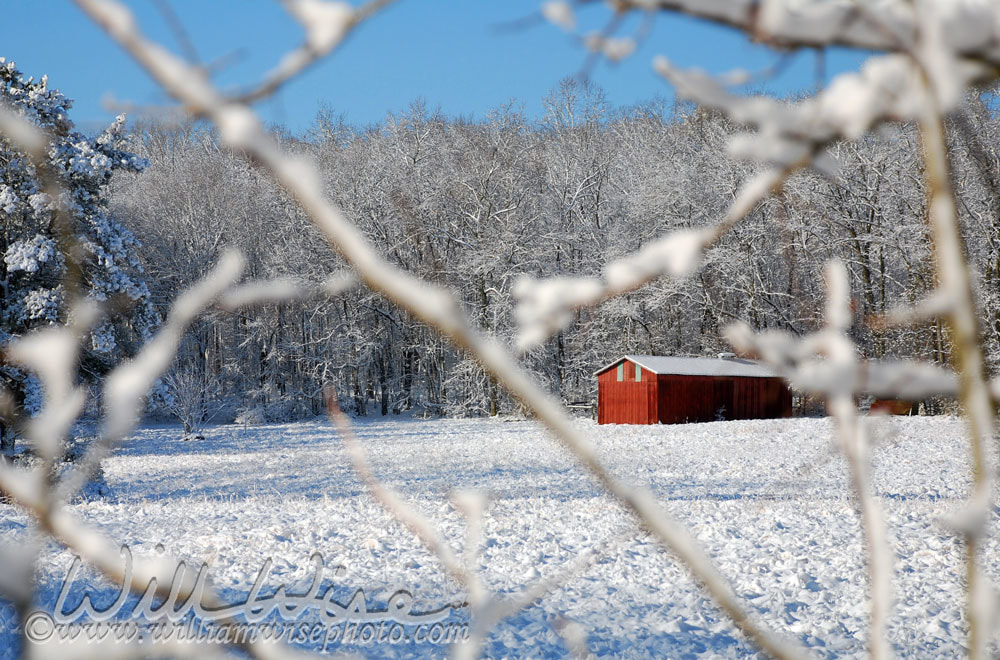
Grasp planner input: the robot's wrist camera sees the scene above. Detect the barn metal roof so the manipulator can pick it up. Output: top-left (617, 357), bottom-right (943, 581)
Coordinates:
top-left (593, 354), bottom-right (779, 378)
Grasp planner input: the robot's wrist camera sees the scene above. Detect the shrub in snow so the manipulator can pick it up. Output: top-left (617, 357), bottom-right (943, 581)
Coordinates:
top-left (0, 59), bottom-right (158, 452)
top-left (7, 435), bottom-right (111, 502)
top-left (237, 382), bottom-right (311, 422)
top-left (233, 404), bottom-right (266, 427)
top-left (162, 366), bottom-right (229, 437)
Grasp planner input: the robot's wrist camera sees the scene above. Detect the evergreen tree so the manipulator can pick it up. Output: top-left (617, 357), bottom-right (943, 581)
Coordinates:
top-left (0, 58), bottom-right (157, 452)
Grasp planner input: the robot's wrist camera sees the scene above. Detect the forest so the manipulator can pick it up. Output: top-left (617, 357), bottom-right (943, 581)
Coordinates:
top-left (102, 81), bottom-right (1000, 425)
top-left (4, 62), bottom-right (1000, 433)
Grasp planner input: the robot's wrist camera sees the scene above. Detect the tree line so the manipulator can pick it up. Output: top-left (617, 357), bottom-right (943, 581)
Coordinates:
top-left (106, 79), bottom-right (1000, 424)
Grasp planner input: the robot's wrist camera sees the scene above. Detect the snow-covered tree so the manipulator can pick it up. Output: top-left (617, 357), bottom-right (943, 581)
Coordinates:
top-left (0, 59), bottom-right (157, 452)
top-left (114, 89), bottom-right (1000, 421)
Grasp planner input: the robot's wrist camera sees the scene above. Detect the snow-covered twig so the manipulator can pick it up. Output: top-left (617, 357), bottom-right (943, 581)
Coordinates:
top-left (0, 102), bottom-right (48, 159)
top-left (611, 0), bottom-right (1000, 69)
top-left (451, 489), bottom-right (487, 586)
top-left (873, 290), bottom-right (956, 329)
top-left (456, 530), bottom-right (634, 660)
top-left (216, 271), bottom-right (356, 311)
top-left (913, 34), bottom-right (998, 656)
top-left (553, 617), bottom-right (597, 660)
top-left (5, 306), bottom-right (96, 475)
top-left (327, 385), bottom-right (636, 659)
top-left (820, 261), bottom-right (891, 660)
top-left (724, 325), bottom-right (960, 400)
top-left (324, 386), bottom-right (488, 606)
top-left (234, 0), bottom-right (396, 104)
top-left (725, 261), bottom-right (893, 658)
top-left (513, 169), bottom-right (785, 349)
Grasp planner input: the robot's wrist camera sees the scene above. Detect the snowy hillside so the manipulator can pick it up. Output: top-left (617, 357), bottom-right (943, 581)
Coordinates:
top-left (1, 416), bottom-right (992, 658)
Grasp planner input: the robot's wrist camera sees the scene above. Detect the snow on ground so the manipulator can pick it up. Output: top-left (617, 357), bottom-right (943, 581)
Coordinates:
top-left (0, 415), bottom-right (995, 658)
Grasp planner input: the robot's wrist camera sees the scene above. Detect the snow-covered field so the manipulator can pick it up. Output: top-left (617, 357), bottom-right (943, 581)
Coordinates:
top-left (1, 415), bottom-right (996, 658)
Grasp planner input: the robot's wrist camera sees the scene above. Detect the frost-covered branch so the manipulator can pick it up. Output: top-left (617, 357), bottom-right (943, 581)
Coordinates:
top-left (590, 0), bottom-right (1000, 70)
top-left (326, 385), bottom-right (635, 660)
top-left (514, 168), bottom-right (785, 349)
top-left (815, 261), bottom-right (890, 659)
top-left (0, 102), bottom-right (48, 160)
top-left (913, 38), bottom-right (997, 658)
top-left (5, 306), bottom-right (96, 499)
top-left (234, 0), bottom-right (397, 104)
top-left (724, 324), bottom-right (960, 401)
top-left (216, 271), bottom-right (356, 311)
top-left (324, 386), bottom-right (488, 605)
top-left (724, 261), bottom-right (895, 658)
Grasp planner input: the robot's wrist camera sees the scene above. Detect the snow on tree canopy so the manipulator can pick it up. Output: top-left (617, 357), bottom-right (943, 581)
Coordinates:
top-left (0, 58), bottom-right (158, 419)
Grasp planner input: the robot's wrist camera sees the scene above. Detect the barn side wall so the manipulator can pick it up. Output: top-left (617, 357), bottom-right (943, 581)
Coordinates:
top-left (655, 374), bottom-right (792, 424)
top-left (597, 360), bottom-right (657, 424)
top-left (655, 375), bottom-right (717, 424)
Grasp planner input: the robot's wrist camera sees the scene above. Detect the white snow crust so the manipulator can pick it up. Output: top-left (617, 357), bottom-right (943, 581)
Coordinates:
top-left (0, 415), bottom-right (993, 658)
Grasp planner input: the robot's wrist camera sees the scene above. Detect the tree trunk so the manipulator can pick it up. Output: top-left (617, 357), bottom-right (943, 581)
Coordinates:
top-left (378, 353), bottom-right (389, 416)
top-left (402, 348), bottom-right (415, 411)
top-left (0, 421), bottom-right (12, 456)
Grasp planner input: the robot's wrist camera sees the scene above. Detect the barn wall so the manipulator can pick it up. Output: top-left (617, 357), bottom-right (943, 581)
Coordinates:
top-left (655, 375), bottom-right (792, 424)
top-left (656, 375), bottom-right (718, 424)
top-left (597, 360), bottom-right (657, 424)
top-left (732, 377), bottom-right (791, 419)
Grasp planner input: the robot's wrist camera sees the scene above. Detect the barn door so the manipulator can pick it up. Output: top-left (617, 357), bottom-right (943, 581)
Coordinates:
top-left (713, 379), bottom-right (734, 421)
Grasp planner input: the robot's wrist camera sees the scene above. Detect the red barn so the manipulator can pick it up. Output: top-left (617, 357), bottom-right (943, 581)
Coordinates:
top-left (595, 354), bottom-right (792, 425)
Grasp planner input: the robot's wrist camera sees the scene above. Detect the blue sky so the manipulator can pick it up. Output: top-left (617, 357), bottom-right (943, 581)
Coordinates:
top-left (3, 1), bottom-right (869, 134)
